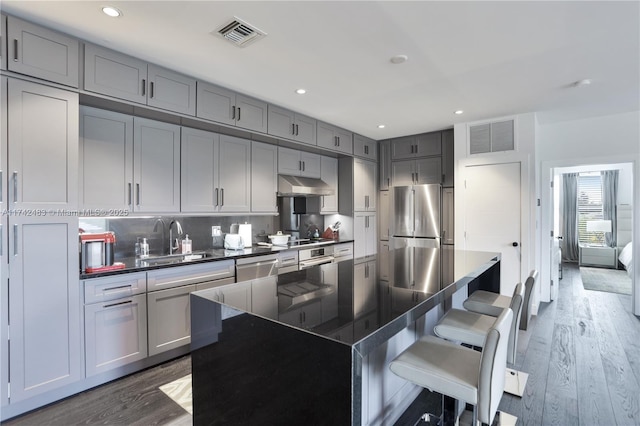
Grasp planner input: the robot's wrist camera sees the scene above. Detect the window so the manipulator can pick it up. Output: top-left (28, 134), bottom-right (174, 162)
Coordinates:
top-left (577, 172), bottom-right (603, 244)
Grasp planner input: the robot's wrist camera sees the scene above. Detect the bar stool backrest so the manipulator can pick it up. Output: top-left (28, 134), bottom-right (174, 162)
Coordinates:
top-left (507, 282), bottom-right (525, 365)
top-left (520, 270), bottom-right (539, 330)
top-left (478, 307), bottom-right (513, 425)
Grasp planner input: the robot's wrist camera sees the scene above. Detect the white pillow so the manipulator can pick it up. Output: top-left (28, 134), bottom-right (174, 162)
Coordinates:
top-left (618, 242), bottom-right (632, 269)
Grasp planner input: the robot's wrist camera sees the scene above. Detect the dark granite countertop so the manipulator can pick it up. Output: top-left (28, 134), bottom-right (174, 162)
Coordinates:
top-left (191, 247), bottom-right (500, 355)
top-left (80, 239), bottom-right (354, 280)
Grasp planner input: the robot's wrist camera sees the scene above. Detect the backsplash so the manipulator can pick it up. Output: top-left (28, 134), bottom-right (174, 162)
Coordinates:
top-left (80, 215), bottom-right (277, 259)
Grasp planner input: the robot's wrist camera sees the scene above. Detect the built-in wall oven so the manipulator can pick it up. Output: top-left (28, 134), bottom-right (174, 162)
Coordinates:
top-left (298, 245), bottom-right (335, 270)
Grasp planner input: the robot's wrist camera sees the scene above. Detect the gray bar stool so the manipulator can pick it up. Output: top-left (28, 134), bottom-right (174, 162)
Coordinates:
top-left (389, 308), bottom-right (513, 426)
top-left (434, 282), bottom-right (526, 400)
top-left (464, 270), bottom-right (538, 331)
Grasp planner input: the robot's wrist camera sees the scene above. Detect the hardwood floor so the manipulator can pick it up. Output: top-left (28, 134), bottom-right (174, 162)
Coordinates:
top-left (499, 262), bottom-right (640, 426)
top-left (4, 263), bottom-right (639, 425)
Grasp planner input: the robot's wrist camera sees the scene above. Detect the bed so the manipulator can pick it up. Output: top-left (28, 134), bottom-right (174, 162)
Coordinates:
top-left (617, 204), bottom-right (633, 276)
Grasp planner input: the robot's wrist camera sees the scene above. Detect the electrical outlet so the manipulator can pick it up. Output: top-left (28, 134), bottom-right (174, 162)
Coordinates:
top-left (211, 225), bottom-right (221, 236)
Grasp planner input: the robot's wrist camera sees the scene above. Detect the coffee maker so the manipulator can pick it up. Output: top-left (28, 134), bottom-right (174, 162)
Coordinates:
top-left (80, 231), bottom-right (123, 273)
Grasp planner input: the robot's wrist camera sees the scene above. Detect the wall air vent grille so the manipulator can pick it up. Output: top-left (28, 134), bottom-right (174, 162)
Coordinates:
top-left (469, 119), bottom-right (515, 155)
top-left (217, 18), bottom-right (266, 47)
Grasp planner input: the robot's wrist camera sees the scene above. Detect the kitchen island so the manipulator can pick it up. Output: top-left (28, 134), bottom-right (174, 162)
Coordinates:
top-left (190, 247), bottom-right (500, 425)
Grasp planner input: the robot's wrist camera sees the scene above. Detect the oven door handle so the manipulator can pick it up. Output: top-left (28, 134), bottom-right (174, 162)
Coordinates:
top-left (299, 256), bottom-right (335, 270)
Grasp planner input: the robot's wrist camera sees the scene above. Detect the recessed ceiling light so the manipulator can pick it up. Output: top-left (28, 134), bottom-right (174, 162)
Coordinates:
top-left (454, 110), bottom-right (464, 115)
top-left (390, 55), bottom-right (408, 64)
top-left (295, 89), bottom-right (306, 95)
top-left (377, 124), bottom-right (386, 129)
top-left (102, 6), bottom-right (122, 17)
top-left (572, 79), bottom-right (592, 87)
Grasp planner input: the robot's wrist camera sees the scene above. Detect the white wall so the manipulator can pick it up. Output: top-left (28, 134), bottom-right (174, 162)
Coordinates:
top-left (537, 110), bottom-right (640, 314)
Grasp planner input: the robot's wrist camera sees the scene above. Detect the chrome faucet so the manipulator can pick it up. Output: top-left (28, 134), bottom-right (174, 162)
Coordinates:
top-left (169, 220), bottom-right (184, 255)
top-left (152, 218), bottom-right (167, 255)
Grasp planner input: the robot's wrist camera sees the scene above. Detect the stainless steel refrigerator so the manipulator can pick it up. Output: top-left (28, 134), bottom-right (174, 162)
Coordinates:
top-left (391, 184), bottom-right (441, 248)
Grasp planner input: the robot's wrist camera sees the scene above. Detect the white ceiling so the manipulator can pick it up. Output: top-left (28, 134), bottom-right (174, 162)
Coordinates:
top-left (2, 1), bottom-right (639, 140)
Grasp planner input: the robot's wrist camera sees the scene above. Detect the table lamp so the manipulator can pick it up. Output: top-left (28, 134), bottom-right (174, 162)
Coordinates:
top-left (586, 220), bottom-right (611, 246)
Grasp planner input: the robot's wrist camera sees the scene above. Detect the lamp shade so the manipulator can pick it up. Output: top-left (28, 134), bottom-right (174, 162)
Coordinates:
top-left (586, 220), bottom-right (612, 233)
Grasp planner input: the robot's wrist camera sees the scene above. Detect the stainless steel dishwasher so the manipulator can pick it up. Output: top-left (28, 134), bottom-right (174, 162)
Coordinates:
top-left (236, 254), bottom-right (279, 282)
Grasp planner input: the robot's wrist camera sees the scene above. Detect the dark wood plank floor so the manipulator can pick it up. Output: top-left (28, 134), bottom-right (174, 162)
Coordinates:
top-left (4, 263), bottom-right (639, 426)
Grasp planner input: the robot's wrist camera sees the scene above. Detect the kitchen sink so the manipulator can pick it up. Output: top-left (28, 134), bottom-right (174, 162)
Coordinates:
top-left (140, 251), bottom-right (212, 266)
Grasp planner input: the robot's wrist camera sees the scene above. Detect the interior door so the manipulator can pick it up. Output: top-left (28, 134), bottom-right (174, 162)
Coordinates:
top-left (464, 162), bottom-right (521, 296)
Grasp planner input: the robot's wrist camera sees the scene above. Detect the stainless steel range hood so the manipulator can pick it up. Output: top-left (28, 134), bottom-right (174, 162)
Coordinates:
top-left (277, 175), bottom-right (335, 197)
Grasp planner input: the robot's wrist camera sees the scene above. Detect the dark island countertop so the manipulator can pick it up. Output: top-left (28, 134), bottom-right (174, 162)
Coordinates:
top-left (189, 247), bottom-right (501, 426)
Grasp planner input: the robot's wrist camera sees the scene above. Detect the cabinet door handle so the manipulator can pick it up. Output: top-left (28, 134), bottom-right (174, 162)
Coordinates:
top-left (136, 183), bottom-right (140, 206)
top-left (292, 123), bottom-right (295, 135)
top-left (232, 106), bottom-right (236, 120)
top-left (299, 161), bottom-right (302, 171)
top-left (150, 81), bottom-right (154, 98)
top-left (13, 224), bottom-right (18, 256)
top-left (13, 39), bottom-right (18, 62)
top-left (237, 107), bottom-right (241, 121)
top-left (302, 161), bottom-right (305, 172)
top-left (103, 299), bottom-right (133, 309)
top-left (296, 124), bottom-right (299, 136)
top-left (141, 79), bottom-right (146, 96)
top-left (215, 188), bottom-right (219, 207)
top-left (337, 136), bottom-right (340, 146)
top-left (364, 145), bottom-right (369, 155)
top-left (387, 177), bottom-right (390, 186)
top-left (128, 183), bottom-right (132, 206)
top-left (220, 188), bottom-right (224, 206)
top-left (334, 136), bottom-right (338, 146)
top-left (12, 171), bottom-right (17, 203)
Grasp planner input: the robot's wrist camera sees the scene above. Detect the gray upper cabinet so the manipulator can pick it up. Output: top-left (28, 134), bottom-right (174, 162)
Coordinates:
top-left (442, 129), bottom-right (454, 187)
top-left (320, 156), bottom-right (338, 214)
top-left (134, 117), bottom-right (181, 212)
top-left (391, 157), bottom-right (442, 186)
top-left (1, 15), bottom-right (6, 70)
top-left (79, 107), bottom-right (134, 210)
top-left (317, 121), bottom-right (353, 154)
top-left (391, 132), bottom-right (441, 160)
top-left (7, 16), bottom-right (79, 87)
top-left (268, 105), bottom-right (316, 145)
top-left (146, 64), bottom-right (196, 115)
top-left (84, 44), bottom-right (196, 115)
top-left (181, 128), bottom-right (251, 213)
top-left (251, 141), bottom-right (278, 213)
top-left (277, 147), bottom-right (321, 178)
top-left (353, 134), bottom-right (378, 161)
top-left (354, 158), bottom-right (377, 212)
top-left (379, 140), bottom-right (391, 190)
top-left (196, 81), bottom-right (268, 133)
top-left (8, 79), bottom-right (78, 210)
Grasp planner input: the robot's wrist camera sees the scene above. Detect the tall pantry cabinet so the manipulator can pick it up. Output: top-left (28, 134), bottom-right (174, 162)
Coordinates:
top-left (1, 78), bottom-right (81, 405)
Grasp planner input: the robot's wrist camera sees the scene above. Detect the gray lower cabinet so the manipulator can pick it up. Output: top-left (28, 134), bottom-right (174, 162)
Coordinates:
top-left (8, 217), bottom-right (81, 403)
top-left (84, 44), bottom-right (196, 115)
top-left (85, 294), bottom-right (148, 377)
top-left (378, 190), bottom-right (390, 241)
top-left (278, 301), bottom-right (323, 328)
top-left (442, 187), bottom-right (454, 244)
top-left (7, 16), bottom-right (79, 87)
top-left (196, 81), bottom-right (268, 133)
top-left (147, 285), bottom-right (195, 356)
top-left (354, 212), bottom-right (377, 258)
top-left (251, 141), bottom-right (278, 213)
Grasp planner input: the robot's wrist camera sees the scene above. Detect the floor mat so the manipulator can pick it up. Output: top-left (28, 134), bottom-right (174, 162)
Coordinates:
top-left (159, 374), bottom-right (192, 415)
top-left (580, 266), bottom-right (632, 295)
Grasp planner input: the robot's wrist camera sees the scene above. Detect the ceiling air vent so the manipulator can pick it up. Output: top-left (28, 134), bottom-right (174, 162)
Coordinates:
top-left (217, 18), bottom-right (266, 47)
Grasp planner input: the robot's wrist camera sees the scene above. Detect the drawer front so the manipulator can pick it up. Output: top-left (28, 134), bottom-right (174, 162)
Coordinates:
top-left (147, 260), bottom-right (235, 291)
top-left (333, 243), bottom-right (354, 259)
top-left (83, 272), bottom-right (146, 304)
